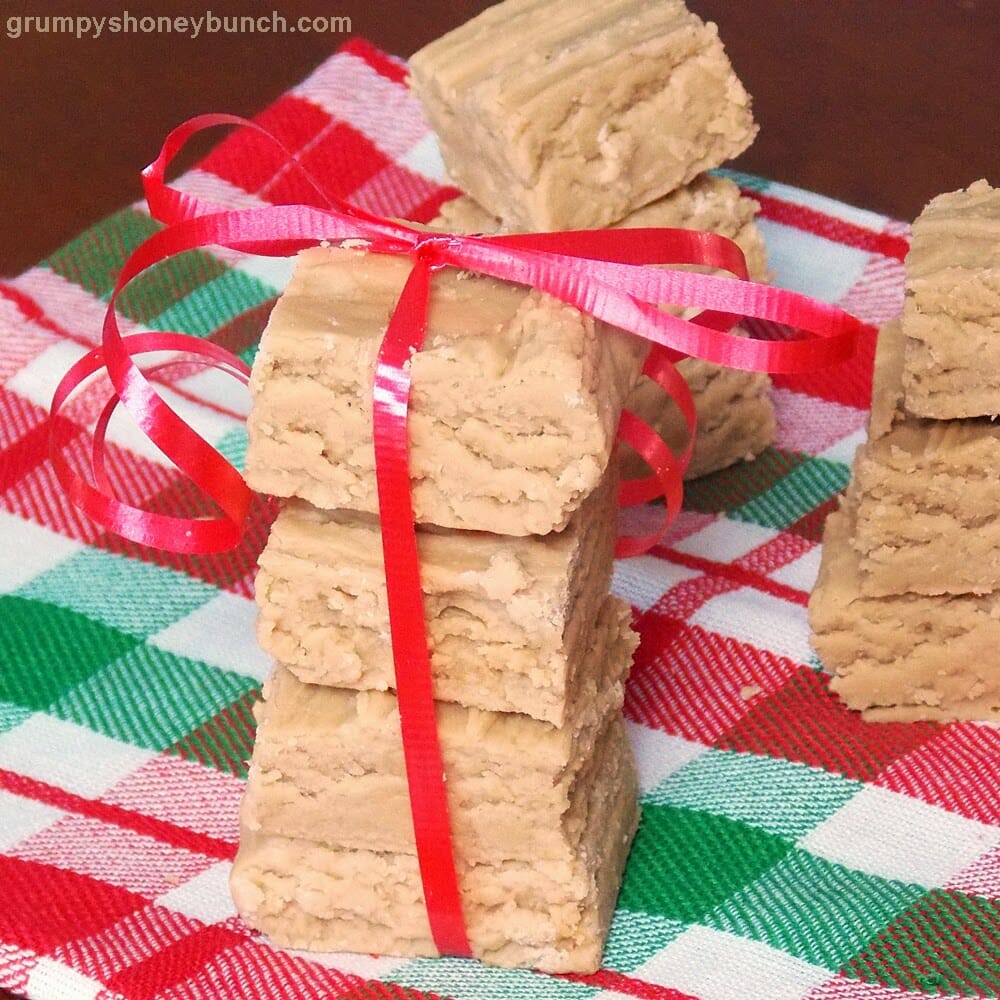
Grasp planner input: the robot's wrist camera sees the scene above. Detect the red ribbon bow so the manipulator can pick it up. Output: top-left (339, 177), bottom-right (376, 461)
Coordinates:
top-left (49, 113), bottom-right (867, 958)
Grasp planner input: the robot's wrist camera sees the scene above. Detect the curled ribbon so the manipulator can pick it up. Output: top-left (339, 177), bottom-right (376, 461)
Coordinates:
top-left (49, 114), bottom-right (868, 957)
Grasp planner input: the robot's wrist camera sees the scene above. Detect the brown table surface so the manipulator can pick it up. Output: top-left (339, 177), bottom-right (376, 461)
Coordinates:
top-left (0, 3), bottom-right (996, 998)
top-left (1, 0), bottom-right (997, 279)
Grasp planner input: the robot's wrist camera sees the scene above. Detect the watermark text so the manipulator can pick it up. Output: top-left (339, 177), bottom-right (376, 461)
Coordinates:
top-left (6, 11), bottom-right (352, 41)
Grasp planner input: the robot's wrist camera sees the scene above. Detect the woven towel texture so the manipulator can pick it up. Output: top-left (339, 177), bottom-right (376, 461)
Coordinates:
top-left (0, 38), bottom-right (997, 1000)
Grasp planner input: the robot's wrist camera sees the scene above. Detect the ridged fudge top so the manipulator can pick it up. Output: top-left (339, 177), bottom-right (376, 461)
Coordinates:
top-left (906, 179), bottom-right (1000, 318)
top-left (870, 319), bottom-right (1000, 467)
top-left (261, 246), bottom-right (528, 354)
top-left (265, 462), bottom-right (614, 610)
top-left (268, 502), bottom-right (569, 605)
top-left (409, 0), bottom-right (751, 187)
top-left (432, 175), bottom-right (769, 283)
top-left (411, 0), bottom-right (708, 105)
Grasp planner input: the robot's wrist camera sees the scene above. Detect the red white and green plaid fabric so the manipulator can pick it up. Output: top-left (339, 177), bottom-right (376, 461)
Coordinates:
top-left (2, 39), bottom-right (998, 1000)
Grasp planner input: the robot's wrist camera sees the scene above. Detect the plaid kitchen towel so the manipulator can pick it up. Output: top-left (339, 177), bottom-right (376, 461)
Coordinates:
top-left (1, 37), bottom-right (998, 1000)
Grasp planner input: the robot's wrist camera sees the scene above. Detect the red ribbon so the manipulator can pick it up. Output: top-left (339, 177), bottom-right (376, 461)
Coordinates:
top-left (49, 114), bottom-right (868, 958)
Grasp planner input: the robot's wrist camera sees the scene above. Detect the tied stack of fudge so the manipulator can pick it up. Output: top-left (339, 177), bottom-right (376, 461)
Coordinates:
top-left (230, 0), bottom-right (764, 972)
top-left (810, 180), bottom-right (1000, 722)
top-left (412, 0), bottom-right (776, 484)
top-left (230, 245), bottom-right (649, 971)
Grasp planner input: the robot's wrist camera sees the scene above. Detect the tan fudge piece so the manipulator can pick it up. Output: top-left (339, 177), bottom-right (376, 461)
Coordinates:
top-left (409, 0), bottom-right (757, 232)
top-left (242, 596), bottom-right (635, 862)
top-left (245, 246), bottom-right (646, 535)
top-left (809, 493), bottom-right (1000, 723)
top-left (230, 726), bottom-right (638, 972)
top-left (611, 177), bottom-right (774, 478)
top-left (244, 697), bottom-right (631, 867)
top-left (256, 469), bottom-right (616, 724)
top-left (431, 174), bottom-right (771, 284)
top-left (853, 319), bottom-right (1000, 596)
top-left (902, 180), bottom-right (1000, 418)
top-left (431, 176), bottom-right (775, 481)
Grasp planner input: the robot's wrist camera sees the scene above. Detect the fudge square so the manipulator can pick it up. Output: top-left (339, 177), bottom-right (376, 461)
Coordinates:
top-left (409, 0), bottom-right (757, 231)
top-left (231, 745), bottom-right (637, 971)
top-left (431, 176), bottom-right (775, 481)
top-left (256, 466), bottom-right (616, 725)
top-left (245, 246), bottom-right (646, 536)
top-left (240, 596), bottom-right (635, 862)
top-left (809, 492), bottom-right (1000, 723)
top-left (431, 174), bottom-right (771, 284)
top-left (852, 319), bottom-right (1000, 596)
top-left (902, 179), bottom-right (1000, 418)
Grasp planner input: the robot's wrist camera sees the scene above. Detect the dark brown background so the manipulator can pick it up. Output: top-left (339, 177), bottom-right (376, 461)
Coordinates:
top-left (0, 3), bottom-right (996, 997)
top-left (1, 0), bottom-right (998, 278)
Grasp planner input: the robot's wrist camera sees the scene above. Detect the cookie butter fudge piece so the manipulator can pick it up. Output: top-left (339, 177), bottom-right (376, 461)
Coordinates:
top-left (853, 319), bottom-right (1000, 596)
top-left (245, 246), bottom-right (646, 535)
top-left (431, 177), bottom-right (775, 481)
top-left (605, 178), bottom-right (775, 478)
top-left (432, 174), bottom-right (771, 283)
top-left (902, 180), bottom-right (1000, 418)
top-left (244, 687), bottom-right (631, 865)
top-left (256, 469), bottom-right (616, 724)
top-left (231, 725), bottom-right (639, 971)
top-left (809, 495), bottom-right (1000, 723)
top-left (409, 0), bottom-right (757, 232)
top-left (242, 597), bottom-right (635, 860)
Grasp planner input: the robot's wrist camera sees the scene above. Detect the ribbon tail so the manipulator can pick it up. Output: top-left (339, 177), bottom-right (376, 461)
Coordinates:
top-left (372, 253), bottom-right (472, 957)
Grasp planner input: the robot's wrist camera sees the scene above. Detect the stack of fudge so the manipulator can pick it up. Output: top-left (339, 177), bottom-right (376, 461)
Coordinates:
top-left (412, 0), bottom-right (776, 483)
top-left (231, 0), bottom-right (767, 971)
top-left (230, 247), bottom-right (648, 971)
top-left (810, 180), bottom-right (1000, 722)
